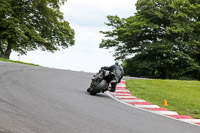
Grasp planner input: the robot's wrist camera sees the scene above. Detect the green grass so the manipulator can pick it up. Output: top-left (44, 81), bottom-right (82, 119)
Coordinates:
top-left (0, 58), bottom-right (40, 66)
top-left (126, 79), bottom-right (200, 118)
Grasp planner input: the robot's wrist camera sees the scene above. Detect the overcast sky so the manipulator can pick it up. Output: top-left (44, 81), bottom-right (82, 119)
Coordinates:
top-left (10, 0), bottom-right (137, 73)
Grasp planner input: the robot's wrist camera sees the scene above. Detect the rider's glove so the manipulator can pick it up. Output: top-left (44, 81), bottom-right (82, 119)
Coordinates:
top-left (105, 71), bottom-right (110, 76)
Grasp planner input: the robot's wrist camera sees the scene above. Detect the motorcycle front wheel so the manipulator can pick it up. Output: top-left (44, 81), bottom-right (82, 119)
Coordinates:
top-left (89, 79), bottom-right (108, 95)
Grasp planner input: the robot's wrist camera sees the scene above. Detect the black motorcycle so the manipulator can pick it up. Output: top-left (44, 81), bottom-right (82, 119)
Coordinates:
top-left (87, 69), bottom-right (117, 95)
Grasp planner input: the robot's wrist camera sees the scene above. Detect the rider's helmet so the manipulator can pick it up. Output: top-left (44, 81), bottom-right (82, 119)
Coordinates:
top-left (115, 60), bottom-right (123, 66)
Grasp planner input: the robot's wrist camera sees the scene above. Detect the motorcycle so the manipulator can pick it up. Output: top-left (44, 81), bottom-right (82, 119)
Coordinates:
top-left (87, 69), bottom-right (117, 95)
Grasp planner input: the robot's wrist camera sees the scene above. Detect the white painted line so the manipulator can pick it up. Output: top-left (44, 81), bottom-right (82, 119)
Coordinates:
top-left (111, 93), bottom-right (132, 96)
top-left (121, 100), bottom-right (146, 102)
top-left (117, 84), bottom-right (126, 87)
top-left (134, 105), bottom-right (160, 108)
top-left (191, 119), bottom-right (200, 123)
top-left (115, 90), bottom-right (130, 92)
top-left (180, 119), bottom-right (200, 123)
top-left (115, 96), bottom-right (137, 98)
top-left (151, 111), bottom-right (178, 115)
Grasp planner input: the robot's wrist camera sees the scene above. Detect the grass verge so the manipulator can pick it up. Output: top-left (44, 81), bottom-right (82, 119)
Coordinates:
top-left (126, 79), bottom-right (200, 119)
top-left (0, 58), bottom-right (39, 66)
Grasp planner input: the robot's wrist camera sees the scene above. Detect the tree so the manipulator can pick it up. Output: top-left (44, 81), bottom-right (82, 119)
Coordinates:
top-left (100, 0), bottom-right (200, 80)
top-left (0, 0), bottom-right (75, 59)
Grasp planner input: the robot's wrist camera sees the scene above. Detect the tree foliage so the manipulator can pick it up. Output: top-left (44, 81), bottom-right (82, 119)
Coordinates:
top-left (0, 0), bottom-right (75, 58)
top-left (100, 0), bottom-right (200, 80)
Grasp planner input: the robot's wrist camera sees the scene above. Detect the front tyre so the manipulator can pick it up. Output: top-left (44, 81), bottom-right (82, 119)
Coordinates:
top-left (89, 89), bottom-right (98, 95)
top-left (89, 80), bottom-right (108, 95)
top-left (87, 88), bottom-right (90, 92)
top-left (87, 87), bottom-right (97, 95)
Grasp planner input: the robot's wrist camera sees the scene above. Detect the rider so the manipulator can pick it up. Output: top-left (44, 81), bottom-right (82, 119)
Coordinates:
top-left (101, 60), bottom-right (124, 92)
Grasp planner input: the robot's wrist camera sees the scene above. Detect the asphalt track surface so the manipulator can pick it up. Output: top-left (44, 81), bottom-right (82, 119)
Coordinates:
top-left (0, 61), bottom-right (199, 133)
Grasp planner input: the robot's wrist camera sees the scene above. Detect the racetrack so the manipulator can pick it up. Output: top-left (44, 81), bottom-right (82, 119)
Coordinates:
top-left (0, 61), bottom-right (199, 133)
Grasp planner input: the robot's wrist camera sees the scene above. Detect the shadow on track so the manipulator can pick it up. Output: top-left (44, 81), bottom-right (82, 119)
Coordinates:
top-left (80, 90), bottom-right (111, 99)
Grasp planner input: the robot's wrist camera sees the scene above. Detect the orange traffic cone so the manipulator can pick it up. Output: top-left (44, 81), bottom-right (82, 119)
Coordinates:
top-left (163, 99), bottom-right (168, 106)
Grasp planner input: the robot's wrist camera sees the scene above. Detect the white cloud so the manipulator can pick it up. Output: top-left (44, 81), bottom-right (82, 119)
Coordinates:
top-left (11, 24), bottom-right (115, 73)
top-left (61, 0), bottom-right (137, 27)
top-left (10, 0), bottom-right (137, 73)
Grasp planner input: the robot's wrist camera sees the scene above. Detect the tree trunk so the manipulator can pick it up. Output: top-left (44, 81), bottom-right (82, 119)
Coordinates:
top-left (5, 40), bottom-right (13, 59)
